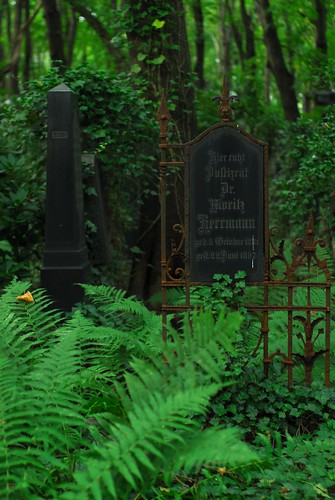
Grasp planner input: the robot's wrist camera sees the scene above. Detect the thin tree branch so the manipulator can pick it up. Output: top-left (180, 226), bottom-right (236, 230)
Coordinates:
top-left (66, 0), bottom-right (117, 57)
top-left (1, 0), bottom-right (42, 76)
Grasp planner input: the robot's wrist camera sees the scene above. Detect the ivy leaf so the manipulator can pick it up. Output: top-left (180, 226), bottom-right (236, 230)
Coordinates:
top-left (152, 19), bottom-right (165, 29)
top-left (137, 52), bottom-right (146, 62)
top-left (131, 64), bottom-right (142, 74)
top-left (0, 240), bottom-right (12, 253)
top-left (235, 270), bottom-right (247, 280)
top-left (147, 55), bottom-right (165, 65)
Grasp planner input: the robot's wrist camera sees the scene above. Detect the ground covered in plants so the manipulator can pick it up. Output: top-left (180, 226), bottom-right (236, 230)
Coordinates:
top-left (2, 3), bottom-right (335, 498)
top-left (1, 278), bottom-right (335, 499)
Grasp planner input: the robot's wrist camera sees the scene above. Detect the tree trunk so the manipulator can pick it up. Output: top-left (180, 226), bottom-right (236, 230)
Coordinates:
top-left (8, 0), bottom-right (23, 93)
top-left (240, 0), bottom-right (255, 61)
top-left (126, 0), bottom-right (197, 301)
top-left (221, 0), bottom-right (232, 84)
top-left (127, 0), bottom-right (197, 140)
top-left (283, 11), bottom-right (295, 75)
top-left (4, 0), bottom-right (11, 46)
top-left (314, 0), bottom-right (327, 53)
top-left (0, 3), bottom-right (5, 67)
top-left (193, 0), bottom-right (205, 88)
top-left (264, 62), bottom-right (271, 105)
top-left (23, 0), bottom-right (32, 85)
top-left (239, 0), bottom-right (258, 104)
top-left (65, 7), bottom-right (78, 66)
top-left (0, 1), bottom-right (41, 84)
top-left (226, 0), bottom-right (244, 67)
top-left (255, 0), bottom-right (299, 121)
top-left (41, 0), bottom-right (65, 65)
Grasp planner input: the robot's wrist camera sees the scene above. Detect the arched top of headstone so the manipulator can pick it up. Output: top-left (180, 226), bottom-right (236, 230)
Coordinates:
top-left (187, 120), bottom-right (267, 150)
top-left (50, 83), bottom-right (72, 93)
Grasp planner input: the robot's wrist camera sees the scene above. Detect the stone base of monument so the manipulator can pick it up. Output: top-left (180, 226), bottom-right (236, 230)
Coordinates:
top-left (41, 262), bottom-right (90, 311)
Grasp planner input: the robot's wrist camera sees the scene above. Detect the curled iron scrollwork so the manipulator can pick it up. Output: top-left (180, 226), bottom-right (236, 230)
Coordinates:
top-left (293, 314), bottom-right (327, 386)
top-left (167, 224), bottom-right (186, 281)
top-left (268, 226), bottom-right (290, 281)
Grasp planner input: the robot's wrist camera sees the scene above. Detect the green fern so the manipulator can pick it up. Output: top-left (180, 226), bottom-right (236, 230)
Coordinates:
top-left (0, 326), bottom-right (84, 498)
top-left (79, 283), bottom-right (162, 355)
top-left (0, 281), bottom-right (258, 499)
top-left (0, 282), bottom-right (84, 498)
top-left (2, 278), bottom-right (63, 334)
top-left (60, 308), bottom-right (257, 499)
top-left (79, 283), bottom-right (153, 324)
top-left (64, 388), bottom-right (256, 499)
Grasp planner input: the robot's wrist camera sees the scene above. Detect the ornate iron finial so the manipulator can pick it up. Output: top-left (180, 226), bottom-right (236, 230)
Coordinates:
top-left (305, 211), bottom-right (315, 240)
top-left (157, 89), bottom-right (172, 143)
top-left (212, 76), bottom-right (239, 122)
top-left (294, 211), bottom-right (326, 273)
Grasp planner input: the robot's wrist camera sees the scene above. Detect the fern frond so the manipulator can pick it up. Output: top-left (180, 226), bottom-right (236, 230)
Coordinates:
top-left (0, 281), bottom-right (258, 499)
top-left (165, 286), bottom-right (185, 305)
top-left (12, 287), bottom-right (63, 335)
top-left (1, 281), bottom-right (63, 345)
top-left (61, 310), bottom-right (148, 379)
top-left (80, 283), bottom-right (129, 305)
top-left (110, 310), bottom-right (239, 414)
top-left (0, 299), bottom-right (85, 498)
top-left (80, 283), bottom-right (142, 325)
top-left (61, 307), bottom-right (256, 499)
top-left (0, 311), bottom-right (36, 366)
top-left (63, 385), bottom-right (223, 499)
top-left (174, 426), bottom-right (258, 472)
top-left (243, 284), bottom-right (265, 307)
top-left (0, 277), bottom-right (31, 306)
top-left (56, 311), bottom-right (127, 418)
top-left (162, 309), bottom-right (241, 384)
top-left (78, 283), bottom-right (163, 361)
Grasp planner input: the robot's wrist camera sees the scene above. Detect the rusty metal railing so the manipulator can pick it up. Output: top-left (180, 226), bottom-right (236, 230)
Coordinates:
top-left (157, 82), bottom-right (331, 386)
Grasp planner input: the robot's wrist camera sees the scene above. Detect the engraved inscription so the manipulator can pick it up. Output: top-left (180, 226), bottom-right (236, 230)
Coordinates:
top-left (197, 215), bottom-right (255, 234)
top-left (52, 130), bottom-right (69, 139)
top-left (189, 127), bottom-right (264, 282)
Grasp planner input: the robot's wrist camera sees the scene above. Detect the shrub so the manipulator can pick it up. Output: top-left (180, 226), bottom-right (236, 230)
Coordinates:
top-left (0, 66), bottom-right (158, 287)
top-left (270, 109), bottom-right (335, 241)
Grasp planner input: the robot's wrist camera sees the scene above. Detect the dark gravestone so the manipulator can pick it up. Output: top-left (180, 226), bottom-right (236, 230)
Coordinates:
top-left (189, 126), bottom-right (265, 282)
top-left (82, 154), bottom-right (110, 265)
top-left (41, 83), bottom-right (90, 310)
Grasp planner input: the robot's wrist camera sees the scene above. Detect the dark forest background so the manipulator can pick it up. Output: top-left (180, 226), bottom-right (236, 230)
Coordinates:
top-left (0, 0), bottom-right (334, 300)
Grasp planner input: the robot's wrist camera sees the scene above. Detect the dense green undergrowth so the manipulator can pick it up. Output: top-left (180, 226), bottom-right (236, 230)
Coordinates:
top-left (1, 279), bottom-right (335, 498)
top-left (0, 66), bottom-right (157, 288)
top-left (0, 279), bottom-right (255, 499)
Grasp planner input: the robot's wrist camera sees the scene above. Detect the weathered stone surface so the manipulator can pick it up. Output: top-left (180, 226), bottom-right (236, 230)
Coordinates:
top-left (82, 154), bottom-right (110, 266)
top-left (41, 83), bottom-right (90, 310)
top-left (189, 126), bottom-right (265, 282)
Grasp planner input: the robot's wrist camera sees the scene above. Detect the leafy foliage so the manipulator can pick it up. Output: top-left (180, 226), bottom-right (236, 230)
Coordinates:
top-left (189, 422), bottom-right (335, 499)
top-left (0, 106), bottom-right (45, 285)
top-left (2, 274), bottom-right (335, 498)
top-left (0, 280), bottom-right (257, 499)
top-left (270, 108), bottom-right (335, 239)
top-left (0, 282), bottom-right (82, 498)
top-left (0, 66), bottom-right (157, 287)
top-left (160, 270), bottom-right (335, 498)
top-left (191, 271), bottom-right (247, 314)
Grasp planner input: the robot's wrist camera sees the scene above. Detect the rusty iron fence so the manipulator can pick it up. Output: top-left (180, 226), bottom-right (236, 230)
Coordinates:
top-left (157, 82), bottom-right (331, 387)
top-left (253, 215), bottom-right (331, 387)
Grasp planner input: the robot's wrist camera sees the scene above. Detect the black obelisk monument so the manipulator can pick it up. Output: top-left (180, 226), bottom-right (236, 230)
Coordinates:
top-left (41, 83), bottom-right (90, 310)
